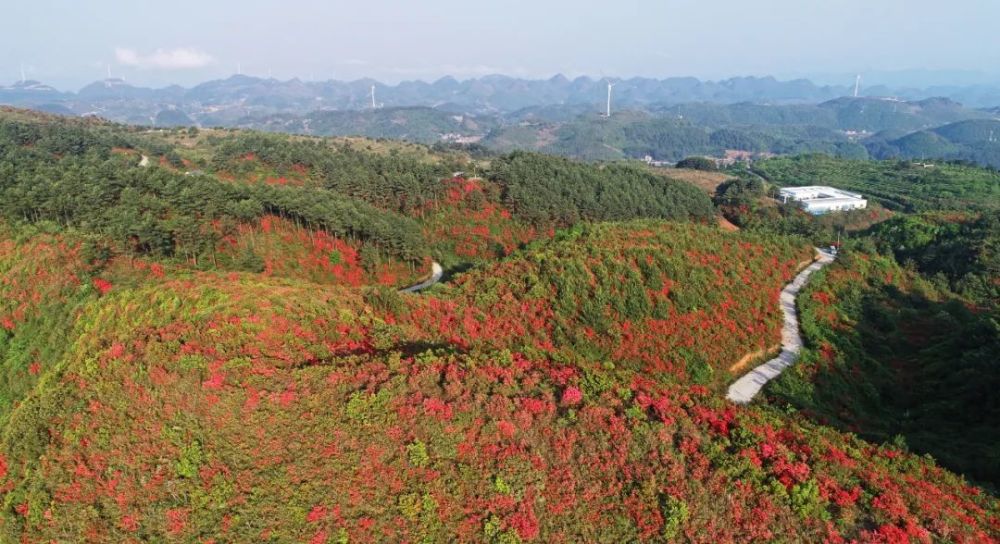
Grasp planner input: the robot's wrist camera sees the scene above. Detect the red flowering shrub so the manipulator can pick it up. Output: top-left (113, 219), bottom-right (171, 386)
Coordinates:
top-left (561, 386), bottom-right (583, 406)
top-left (0, 223), bottom-right (995, 542)
top-left (401, 221), bottom-right (811, 385)
top-left (92, 277), bottom-right (113, 295)
top-left (419, 177), bottom-right (547, 262)
top-left (217, 215), bottom-right (421, 288)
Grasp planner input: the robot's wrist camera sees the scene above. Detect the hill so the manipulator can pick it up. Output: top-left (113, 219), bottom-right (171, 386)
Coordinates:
top-left (477, 97), bottom-right (988, 163)
top-left (6, 74), bottom-right (998, 168)
top-left (482, 113), bottom-right (867, 162)
top-left (0, 75), bottom-right (850, 123)
top-left (234, 107), bottom-right (496, 144)
top-left (2, 221), bottom-right (997, 542)
top-left (753, 154), bottom-right (1000, 212)
top-left (0, 109), bottom-right (996, 542)
top-left (866, 119), bottom-right (1000, 167)
top-left (768, 237), bottom-right (1000, 486)
top-left (660, 97), bottom-right (987, 133)
top-left (0, 108), bottom-right (714, 276)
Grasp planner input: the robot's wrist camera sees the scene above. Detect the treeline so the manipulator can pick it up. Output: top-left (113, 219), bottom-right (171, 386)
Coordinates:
top-left (0, 119), bottom-right (429, 263)
top-left (0, 116), bottom-right (123, 157)
top-left (210, 132), bottom-right (458, 213)
top-left (243, 107), bottom-right (498, 144)
top-left (485, 115), bottom-right (871, 162)
top-left (621, 122), bottom-right (867, 162)
top-left (1, 113), bottom-right (728, 269)
top-left (658, 98), bottom-right (984, 135)
top-left (210, 133), bottom-right (720, 227)
top-left (211, 134), bottom-right (721, 234)
top-left (868, 213), bottom-right (999, 305)
top-left (865, 120), bottom-right (1000, 169)
top-left (488, 151), bottom-right (715, 225)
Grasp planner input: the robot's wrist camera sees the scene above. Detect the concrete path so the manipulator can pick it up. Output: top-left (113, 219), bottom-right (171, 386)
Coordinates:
top-left (726, 248), bottom-right (835, 404)
top-left (399, 261), bottom-right (443, 293)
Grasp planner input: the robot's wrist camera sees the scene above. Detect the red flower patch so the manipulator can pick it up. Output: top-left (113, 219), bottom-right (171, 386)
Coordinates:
top-left (165, 508), bottom-right (189, 535)
top-left (92, 278), bottom-right (113, 295)
top-left (561, 386), bottom-right (583, 406)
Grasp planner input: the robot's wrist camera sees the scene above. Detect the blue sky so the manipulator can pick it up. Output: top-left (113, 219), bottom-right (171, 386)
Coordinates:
top-left (3, 0), bottom-right (998, 89)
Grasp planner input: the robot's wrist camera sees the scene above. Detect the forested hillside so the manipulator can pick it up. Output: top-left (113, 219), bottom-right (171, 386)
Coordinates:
top-left (753, 154), bottom-right (1000, 212)
top-left (482, 113), bottom-right (869, 162)
top-left (0, 108), bottom-right (714, 276)
top-left (865, 119), bottom-right (1000, 167)
top-left (714, 172), bottom-right (1000, 491)
top-left (402, 221), bottom-right (811, 384)
top-left (768, 235), bottom-right (999, 487)
top-left (0, 108), bottom-right (996, 542)
top-left (1, 220), bottom-right (996, 542)
top-left (236, 107), bottom-right (496, 144)
top-left (868, 212), bottom-right (999, 303)
top-left (476, 96), bottom-right (993, 164)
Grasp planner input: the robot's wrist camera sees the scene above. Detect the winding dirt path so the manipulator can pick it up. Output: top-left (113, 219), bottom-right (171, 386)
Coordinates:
top-left (399, 262), bottom-right (443, 293)
top-left (726, 248), bottom-right (835, 404)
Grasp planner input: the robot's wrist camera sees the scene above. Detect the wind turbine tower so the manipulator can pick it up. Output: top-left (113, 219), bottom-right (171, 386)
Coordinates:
top-left (854, 74), bottom-right (862, 98)
top-left (605, 80), bottom-right (616, 117)
top-left (20, 63), bottom-right (26, 84)
top-left (371, 85), bottom-right (377, 109)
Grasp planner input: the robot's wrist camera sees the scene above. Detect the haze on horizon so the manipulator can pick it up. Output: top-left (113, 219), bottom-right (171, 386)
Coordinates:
top-left (3, 0), bottom-right (999, 90)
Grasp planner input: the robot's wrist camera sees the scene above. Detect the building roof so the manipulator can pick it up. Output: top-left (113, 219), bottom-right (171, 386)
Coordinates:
top-left (799, 197), bottom-right (866, 207)
top-left (779, 186), bottom-right (864, 201)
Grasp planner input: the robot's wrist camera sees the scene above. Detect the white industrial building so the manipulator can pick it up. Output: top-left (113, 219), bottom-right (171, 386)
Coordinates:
top-left (778, 186), bottom-right (868, 215)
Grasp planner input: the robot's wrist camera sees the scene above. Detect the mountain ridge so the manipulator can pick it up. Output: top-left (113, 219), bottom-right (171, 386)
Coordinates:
top-left (4, 73), bottom-right (1000, 117)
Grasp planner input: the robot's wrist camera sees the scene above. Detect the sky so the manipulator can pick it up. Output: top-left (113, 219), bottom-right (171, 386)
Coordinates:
top-left (3, 0), bottom-right (999, 90)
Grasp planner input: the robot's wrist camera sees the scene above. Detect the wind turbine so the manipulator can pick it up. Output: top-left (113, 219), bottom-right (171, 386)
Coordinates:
top-left (237, 62), bottom-right (242, 76)
top-left (370, 84), bottom-right (383, 109)
top-left (853, 74), bottom-right (862, 98)
top-left (19, 63), bottom-right (26, 84)
top-left (605, 79), bottom-right (616, 117)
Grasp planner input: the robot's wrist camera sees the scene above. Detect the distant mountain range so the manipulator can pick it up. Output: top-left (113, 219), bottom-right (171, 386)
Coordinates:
top-left (474, 99), bottom-right (1000, 163)
top-left (3, 74), bottom-right (999, 167)
top-left (233, 96), bottom-right (998, 166)
top-left (3, 74), bottom-right (1000, 126)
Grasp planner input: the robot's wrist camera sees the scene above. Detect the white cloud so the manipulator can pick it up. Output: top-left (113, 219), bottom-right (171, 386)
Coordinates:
top-left (115, 47), bottom-right (214, 70)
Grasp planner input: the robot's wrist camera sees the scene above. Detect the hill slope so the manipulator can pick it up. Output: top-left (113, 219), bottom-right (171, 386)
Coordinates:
top-left (753, 154), bottom-right (1000, 212)
top-left (0, 110), bottom-right (996, 542)
top-left (0, 221), bottom-right (997, 542)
